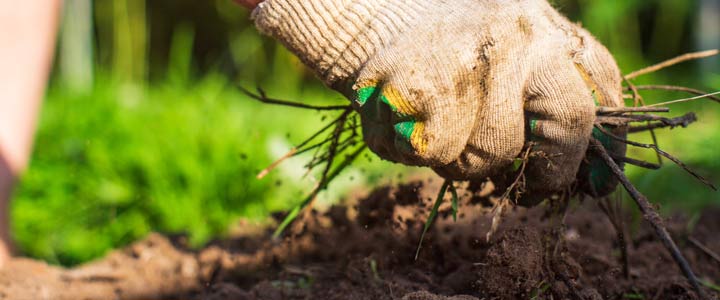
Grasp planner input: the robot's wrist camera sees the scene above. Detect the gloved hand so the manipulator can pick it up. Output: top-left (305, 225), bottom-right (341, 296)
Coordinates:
top-left (252, 0), bottom-right (625, 202)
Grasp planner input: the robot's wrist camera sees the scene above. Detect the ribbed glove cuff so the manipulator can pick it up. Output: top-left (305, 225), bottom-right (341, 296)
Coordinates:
top-left (252, 0), bottom-right (432, 87)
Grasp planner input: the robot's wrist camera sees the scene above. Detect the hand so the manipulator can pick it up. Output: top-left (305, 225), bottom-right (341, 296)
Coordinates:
top-left (234, 0), bottom-right (262, 10)
top-left (253, 0), bottom-right (625, 202)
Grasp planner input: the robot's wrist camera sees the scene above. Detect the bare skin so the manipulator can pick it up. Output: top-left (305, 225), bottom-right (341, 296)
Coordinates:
top-left (0, 0), bottom-right (259, 268)
top-left (235, 0), bottom-right (263, 9)
top-left (0, 0), bottom-right (61, 267)
top-left (0, 159), bottom-right (14, 266)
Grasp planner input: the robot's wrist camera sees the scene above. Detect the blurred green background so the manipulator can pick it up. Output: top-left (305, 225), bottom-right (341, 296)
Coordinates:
top-left (11, 0), bottom-right (720, 266)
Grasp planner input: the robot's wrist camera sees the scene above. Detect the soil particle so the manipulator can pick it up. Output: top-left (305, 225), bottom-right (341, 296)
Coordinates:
top-left (0, 179), bottom-right (718, 300)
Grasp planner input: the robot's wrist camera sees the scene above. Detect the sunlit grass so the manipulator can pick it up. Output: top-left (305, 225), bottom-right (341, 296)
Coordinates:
top-left (11, 72), bottom-right (407, 265)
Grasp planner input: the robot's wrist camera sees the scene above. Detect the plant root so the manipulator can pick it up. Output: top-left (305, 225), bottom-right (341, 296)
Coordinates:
top-left (543, 194), bottom-right (586, 300)
top-left (237, 100), bottom-right (365, 238)
top-left (238, 85), bottom-right (350, 111)
top-left (597, 194), bottom-right (630, 279)
top-left (594, 125), bottom-right (717, 191)
top-left (627, 113), bottom-right (697, 133)
top-left (486, 144), bottom-right (534, 242)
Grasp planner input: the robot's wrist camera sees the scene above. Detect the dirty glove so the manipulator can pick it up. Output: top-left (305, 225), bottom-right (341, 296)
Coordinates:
top-left (252, 0), bottom-right (626, 200)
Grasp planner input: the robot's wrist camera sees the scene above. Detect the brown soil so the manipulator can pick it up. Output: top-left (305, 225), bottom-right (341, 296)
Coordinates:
top-left (1, 179), bottom-right (719, 300)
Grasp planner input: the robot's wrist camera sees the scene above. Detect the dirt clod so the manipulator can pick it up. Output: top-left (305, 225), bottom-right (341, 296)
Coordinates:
top-left (477, 227), bottom-right (545, 299)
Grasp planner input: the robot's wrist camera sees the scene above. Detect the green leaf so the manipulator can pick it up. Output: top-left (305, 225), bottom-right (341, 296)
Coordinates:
top-left (415, 179), bottom-right (450, 260)
top-left (512, 158), bottom-right (524, 171)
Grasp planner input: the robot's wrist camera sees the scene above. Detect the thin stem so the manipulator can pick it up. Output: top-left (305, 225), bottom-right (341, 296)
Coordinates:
top-left (256, 108), bottom-right (354, 179)
top-left (296, 108), bottom-right (353, 150)
top-left (299, 110), bottom-right (352, 214)
top-left (589, 138), bottom-right (708, 300)
top-left (271, 106), bottom-right (362, 238)
top-left (613, 156), bottom-right (661, 170)
top-left (272, 145), bottom-right (366, 238)
top-left (629, 85), bottom-right (720, 104)
top-left (596, 114), bottom-right (680, 126)
top-left (238, 85), bottom-right (351, 111)
top-left (257, 148), bottom-right (297, 179)
top-left (594, 125), bottom-right (717, 190)
top-left (597, 195), bottom-right (630, 279)
top-left (644, 91), bottom-right (720, 108)
top-left (596, 106), bottom-right (670, 114)
top-left (688, 237), bottom-right (720, 265)
top-left (625, 49), bottom-right (719, 80)
top-left (624, 76), bottom-right (645, 107)
top-left (627, 113), bottom-right (697, 133)
top-left (415, 179), bottom-right (452, 260)
top-left (648, 121), bottom-right (664, 168)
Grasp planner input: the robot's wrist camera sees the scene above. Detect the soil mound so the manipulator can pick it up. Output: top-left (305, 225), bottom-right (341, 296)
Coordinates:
top-left (1, 179), bottom-right (718, 299)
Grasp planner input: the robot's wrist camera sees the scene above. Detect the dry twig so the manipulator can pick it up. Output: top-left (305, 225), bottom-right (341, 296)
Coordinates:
top-left (237, 82), bottom-right (368, 238)
top-left (589, 138), bottom-right (708, 300)
top-left (257, 149), bottom-right (297, 179)
top-left (236, 91), bottom-right (365, 238)
top-left (645, 91), bottom-right (720, 108)
top-left (487, 144), bottom-right (533, 242)
top-left (688, 237), bottom-right (720, 265)
top-left (613, 156), bottom-right (661, 170)
top-left (596, 106), bottom-right (670, 114)
top-left (621, 77), bottom-right (665, 165)
top-left (625, 49), bottom-right (719, 80)
top-left (620, 50), bottom-right (718, 177)
top-left (628, 85), bottom-right (720, 104)
top-left (623, 76), bottom-right (646, 107)
top-left (596, 113), bottom-right (686, 127)
top-left (627, 113), bottom-right (697, 133)
top-left (594, 125), bottom-right (717, 190)
top-left (239, 85), bottom-right (350, 111)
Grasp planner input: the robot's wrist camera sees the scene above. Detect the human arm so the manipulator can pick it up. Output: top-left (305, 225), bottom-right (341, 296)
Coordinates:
top-left (0, 0), bottom-right (61, 265)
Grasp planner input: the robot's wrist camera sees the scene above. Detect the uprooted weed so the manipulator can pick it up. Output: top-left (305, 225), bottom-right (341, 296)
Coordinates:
top-left (241, 49), bottom-right (720, 299)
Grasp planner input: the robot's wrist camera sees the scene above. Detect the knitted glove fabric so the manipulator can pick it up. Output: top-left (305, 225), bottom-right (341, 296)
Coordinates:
top-left (253, 0), bottom-right (626, 201)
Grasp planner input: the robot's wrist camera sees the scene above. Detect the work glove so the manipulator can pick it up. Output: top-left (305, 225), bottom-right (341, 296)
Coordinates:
top-left (252, 0), bottom-right (626, 203)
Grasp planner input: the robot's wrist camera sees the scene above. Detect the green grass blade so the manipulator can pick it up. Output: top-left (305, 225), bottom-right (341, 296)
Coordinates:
top-left (272, 145), bottom-right (367, 239)
top-left (272, 206), bottom-right (303, 238)
top-left (701, 279), bottom-right (720, 292)
top-left (623, 293), bottom-right (645, 299)
top-left (449, 182), bottom-right (458, 222)
top-left (415, 179), bottom-right (450, 260)
top-left (530, 281), bottom-right (551, 300)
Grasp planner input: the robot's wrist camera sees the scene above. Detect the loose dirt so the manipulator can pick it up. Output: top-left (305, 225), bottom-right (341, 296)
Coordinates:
top-left (1, 179), bottom-right (718, 300)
